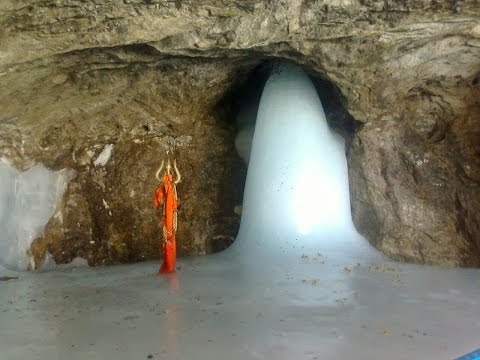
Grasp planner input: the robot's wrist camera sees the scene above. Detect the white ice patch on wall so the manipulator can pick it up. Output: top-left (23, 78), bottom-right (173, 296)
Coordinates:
top-left (236, 64), bottom-right (356, 253)
top-left (0, 164), bottom-right (73, 270)
top-left (94, 144), bottom-right (113, 167)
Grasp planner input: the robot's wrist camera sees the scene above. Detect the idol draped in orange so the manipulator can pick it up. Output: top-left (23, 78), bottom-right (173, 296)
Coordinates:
top-left (154, 171), bottom-right (179, 274)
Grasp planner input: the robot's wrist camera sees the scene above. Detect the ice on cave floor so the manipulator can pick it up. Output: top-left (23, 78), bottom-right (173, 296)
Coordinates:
top-left (0, 246), bottom-right (479, 360)
top-left (0, 163), bottom-right (73, 270)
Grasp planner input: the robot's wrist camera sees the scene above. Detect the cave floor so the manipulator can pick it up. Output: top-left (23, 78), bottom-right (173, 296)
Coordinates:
top-left (1, 236), bottom-right (479, 360)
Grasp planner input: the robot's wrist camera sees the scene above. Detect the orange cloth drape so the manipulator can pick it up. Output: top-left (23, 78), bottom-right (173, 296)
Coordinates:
top-left (153, 173), bottom-right (178, 274)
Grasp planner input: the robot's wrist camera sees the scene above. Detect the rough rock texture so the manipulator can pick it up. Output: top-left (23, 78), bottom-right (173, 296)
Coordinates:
top-left (0, 0), bottom-right (479, 267)
top-left (0, 52), bottom-right (249, 267)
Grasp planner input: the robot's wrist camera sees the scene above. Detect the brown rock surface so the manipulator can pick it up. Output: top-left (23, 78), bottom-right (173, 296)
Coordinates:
top-left (0, 0), bottom-right (479, 267)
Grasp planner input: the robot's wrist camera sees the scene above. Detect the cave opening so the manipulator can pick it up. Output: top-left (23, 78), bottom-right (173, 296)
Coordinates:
top-left (220, 60), bottom-right (365, 257)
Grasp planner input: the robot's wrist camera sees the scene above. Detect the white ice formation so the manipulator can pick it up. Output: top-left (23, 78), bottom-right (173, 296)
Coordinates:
top-left (0, 163), bottom-right (73, 270)
top-left (236, 63), bottom-right (357, 257)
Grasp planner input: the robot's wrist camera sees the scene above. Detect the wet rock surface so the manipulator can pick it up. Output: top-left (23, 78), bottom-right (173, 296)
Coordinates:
top-left (0, 0), bottom-right (479, 266)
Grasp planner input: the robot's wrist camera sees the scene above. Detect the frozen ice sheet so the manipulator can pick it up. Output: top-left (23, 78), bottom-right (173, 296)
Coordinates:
top-left (0, 246), bottom-right (479, 360)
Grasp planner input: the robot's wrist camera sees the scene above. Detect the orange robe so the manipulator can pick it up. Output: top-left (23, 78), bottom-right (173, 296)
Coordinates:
top-left (153, 173), bottom-right (178, 273)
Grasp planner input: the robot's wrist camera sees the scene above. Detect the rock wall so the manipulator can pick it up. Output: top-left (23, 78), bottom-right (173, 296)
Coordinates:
top-left (0, 51), bottom-right (249, 267)
top-left (0, 0), bottom-right (479, 267)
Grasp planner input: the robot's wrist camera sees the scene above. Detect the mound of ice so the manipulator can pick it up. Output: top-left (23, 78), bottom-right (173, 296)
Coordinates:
top-left (235, 63), bottom-right (357, 255)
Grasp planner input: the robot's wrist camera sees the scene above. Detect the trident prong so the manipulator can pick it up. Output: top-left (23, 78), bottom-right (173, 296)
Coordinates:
top-left (173, 159), bottom-right (181, 184)
top-left (155, 160), bottom-right (164, 182)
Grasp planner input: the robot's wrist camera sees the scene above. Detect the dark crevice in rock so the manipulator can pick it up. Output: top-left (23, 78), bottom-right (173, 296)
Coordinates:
top-left (219, 58), bottom-right (359, 144)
